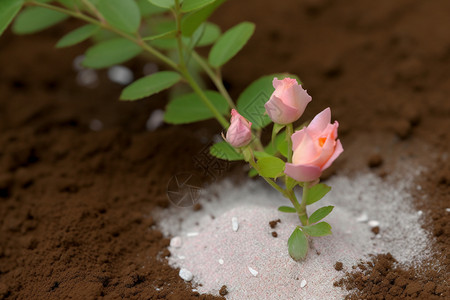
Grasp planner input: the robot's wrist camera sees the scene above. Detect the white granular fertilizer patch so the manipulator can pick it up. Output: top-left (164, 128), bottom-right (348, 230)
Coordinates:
top-left (156, 171), bottom-right (431, 299)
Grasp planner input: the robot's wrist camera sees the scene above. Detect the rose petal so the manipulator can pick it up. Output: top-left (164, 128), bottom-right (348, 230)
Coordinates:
top-left (285, 163), bottom-right (322, 182)
top-left (292, 131), bottom-right (321, 165)
top-left (291, 129), bottom-right (306, 150)
top-left (265, 95), bottom-right (301, 124)
top-left (307, 107), bottom-right (331, 136)
top-left (283, 84), bottom-right (311, 113)
top-left (321, 139), bottom-right (344, 171)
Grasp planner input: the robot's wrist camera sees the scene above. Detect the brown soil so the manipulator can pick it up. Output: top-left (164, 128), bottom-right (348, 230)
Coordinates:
top-left (1, 0), bottom-right (449, 299)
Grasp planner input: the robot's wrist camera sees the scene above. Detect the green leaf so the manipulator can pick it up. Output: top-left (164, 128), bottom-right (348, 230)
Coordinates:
top-left (82, 38), bottom-right (142, 69)
top-left (275, 130), bottom-right (288, 157)
top-left (164, 90), bottom-right (229, 124)
top-left (148, 20), bottom-right (177, 49)
top-left (56, 24), bottom-right (99, 48)
top-left (197, 22), bottom-right (220, 46)
top-left (148, 0), bottom-right (174, 9)
top-left (210, 141), bottom-right (244, 161)
top-left (278, 206), bottom-right (297, 213)
top-left (12, 7), bottom-right (69, 35)
top-left (302, 222), bottom-right (332, 237)
top-left (120, 71), bottom-right (181, 101)
top-left (256, 156), bottom-right (285, 178)
top-left (0, 0), bottom-right (24, 37)
top-left (142, 30), bottom-right (177, 41)
top-left (181, 0), bottom-right (215, 12)
top-left (181, 0), bottom-right (225, 36)
top-left (96, 0), bottom-right (141, 33)
top-left (137, 0), bottom-right (168, 16)
top-left (248, 168), bottom-right (258, 177)
top-left (208, 22), bottom-right (254, 68)
top-left (288, 227), bottom-right (308, 261)
top-left (305, 183), bottom-right (331, 205)
top-left (236, 73), bottom-right (298, 129)
top-left (308, 206), bottom-right (334, 224)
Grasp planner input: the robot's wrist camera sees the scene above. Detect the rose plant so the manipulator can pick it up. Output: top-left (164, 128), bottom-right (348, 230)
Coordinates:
top-left (1, 0), bottom-right (343, 260)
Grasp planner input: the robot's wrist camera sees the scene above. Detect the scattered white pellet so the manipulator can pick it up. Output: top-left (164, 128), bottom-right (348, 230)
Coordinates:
top-left (218, 259), bottom-right (224, 265)
top-left (170, 236), bottom-right (182, 248)
top-left (232, 217), bottom-right (239, 232)
top-left (187, 232), bottom-right (199, 237)
top-left (446, 208), bottom-right (450, 213)
top-left (416, 185), bottom-right (422, 191)
top-left (89, 119), bottom-right (103, 131)
top-left (368, 220), bottom-right (380, 227)
top-left (300, 279), bottom-right (307, 288)
top-left (177, 255), bottom-right (185, 260)
top-left (356, 213), bottom-right (369, 223)
top-left (107, 65), bottom-right (133, 85)
top-left (146, 109), bottom-right (165, 131)
top-left (179, 268), bottom-right (193, 281)
top-left (417, 210), bottom-right (423, 216)
top-left (77, 69), bottom-right (98, 87)
top-left (248, 266), bottom-right (258, 277)
top-left (73, 55), bottom-right (85, 71)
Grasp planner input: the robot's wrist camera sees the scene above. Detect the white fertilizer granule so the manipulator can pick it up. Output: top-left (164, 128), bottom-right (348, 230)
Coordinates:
top-left (156, 171), bottom-right (431, 299)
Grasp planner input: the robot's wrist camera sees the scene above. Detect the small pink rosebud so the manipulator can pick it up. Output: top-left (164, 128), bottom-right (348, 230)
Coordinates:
top-left (285, 108), bottom-right (343, 182)
top-left (264, 77), bottom-right (312, 125)
top-left (225, 109), bottom-right (252, 148)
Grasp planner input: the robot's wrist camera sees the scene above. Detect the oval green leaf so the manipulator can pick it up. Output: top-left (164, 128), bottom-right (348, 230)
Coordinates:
top-left (257, 156), bottom-right (285, 178)
top-left (56, 24), bottom-right (99, 48)
top-left (210, 141), bottom-right (244, 161)
top-left (208, 21), bottom-right (254, 68)
top-left (305, 183), bottom-right (331, 205)
top-left (148, 0), bottom-right (174, 9)
top-left (278, 206), bottom-right (297, 213)
top-left (288, 227), bottom-right (308, 261)
top-left (197, 22), bottom-right (221, 46)
top-left (12, 7), bottom-right (69, 35)
top-left (137, 0), bottom-right (168, 16)
top-left (308, 206), bottom-right (334, 224)
top-left (164, 90), bottom-right (229, 124)
top-left (181, 0), bottom-right (225, 36)
top-left (82, 38), bottom-right (142, 69)
top-left (96, 0), bottom-right (141, 34)
top-left (302, 222), bottom-right (332, 237)
top-left (181, 0), bottom-right (216, 13)
top-left (0, 0), bottom-right (24, 37)
top-left (120, 71), bottom-right (181, 101)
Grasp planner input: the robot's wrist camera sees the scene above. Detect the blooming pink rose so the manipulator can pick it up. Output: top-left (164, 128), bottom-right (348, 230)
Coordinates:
top-left (285, 108), bottom-right (343, 182)
top-left (264, 77), bottom-right (312, 125)
top-left (225, 109), bottom-right (252, 148)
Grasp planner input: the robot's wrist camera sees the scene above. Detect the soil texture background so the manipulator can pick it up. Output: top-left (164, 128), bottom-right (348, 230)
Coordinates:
top-left (0, 0), bottom-right (449, 299)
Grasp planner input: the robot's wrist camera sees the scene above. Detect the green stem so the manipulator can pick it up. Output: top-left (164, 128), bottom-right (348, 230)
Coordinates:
top-left (298, 182), bottom-right (310, 225)
top-left (173, 0), bottom-right (185, 67)
top-left (286, 123), bottom-right (294, 163)
top-left (192, 52), bottom-right (235, 109)
top-left (182, 70), bottom-right (229, 128)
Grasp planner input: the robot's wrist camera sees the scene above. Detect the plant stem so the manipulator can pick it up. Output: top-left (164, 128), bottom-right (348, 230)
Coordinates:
top-left (286, 123), bottom-right (294, 163)
top-left (27, 0), bottom-right (230, 129)
top-left (181, 70), bottom-right (229, 128)
top-left (298, 182), bottom-right (310, 225)
top-left (192, 52), bottom-right (235, 109)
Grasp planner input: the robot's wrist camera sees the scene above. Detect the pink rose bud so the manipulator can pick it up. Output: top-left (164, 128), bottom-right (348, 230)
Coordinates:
top-left (285, 108), bottom-right (343, 182)
top-left (225, 109), bottom-right (252, 148)
top-left (264, 77), bottom-right (312, 125)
